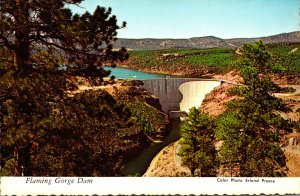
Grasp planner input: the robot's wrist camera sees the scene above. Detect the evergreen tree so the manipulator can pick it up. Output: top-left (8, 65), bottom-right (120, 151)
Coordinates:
top-left (29, 90), bottom-right (145, 176)
top-left (178, 107), bottom-right (218, 176)
top-left (215, 112), bottom-right (243, 176)
top-left (0, 0), bottom-right (127, 76)
top-left (216, 41), bottom-right (292, 177)
top-left (0, 1), bottom-right (128, 176)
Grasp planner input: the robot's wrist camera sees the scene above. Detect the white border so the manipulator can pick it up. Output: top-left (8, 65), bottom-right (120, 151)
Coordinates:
top-left (1, 177), bottom-right (300, 195)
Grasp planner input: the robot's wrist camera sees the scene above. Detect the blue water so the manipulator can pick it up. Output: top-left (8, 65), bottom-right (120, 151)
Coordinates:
top-left (103, 66), bottom-right (169, 80)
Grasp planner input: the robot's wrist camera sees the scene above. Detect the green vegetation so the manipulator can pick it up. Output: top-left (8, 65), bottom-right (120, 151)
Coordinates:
top-left (186, 51), bottom-right (235, 70)
top-left (215, 41), bottom-right (292, 176)
top-left (178, 107), bottom-right (218, 176)
top-left (0, 0), bottom-right (166, 176)
top-left (126, 43), bottom-right (300, 76)
top-left (127, 48), bottom-right (236, 75)
top-left (268, 43), bottom-right (300, 74)
top-left (115, 85), bottom-right (169, 139)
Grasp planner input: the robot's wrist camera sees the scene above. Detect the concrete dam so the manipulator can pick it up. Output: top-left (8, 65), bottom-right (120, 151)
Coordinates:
top-left (142, 78), bottom-right (221, 116)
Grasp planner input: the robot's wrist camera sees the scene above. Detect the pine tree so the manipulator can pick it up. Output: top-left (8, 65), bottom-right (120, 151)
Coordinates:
top-left (0, 1), bottom-right (128, 176)
top-left (178, 107), bottom-right (218, 176)
top-left (216, 41), bottom-right (292, 177)
top-left (215, 112), bottom-right (243, 176)
top-left (0, 0), bottom-right (128, 76)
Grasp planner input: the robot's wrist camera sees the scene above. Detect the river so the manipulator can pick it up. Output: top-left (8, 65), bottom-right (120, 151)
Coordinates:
top-left (122, 120), bottom-right (183, 176)
top-left (104, 66), bottom-right (184, 176)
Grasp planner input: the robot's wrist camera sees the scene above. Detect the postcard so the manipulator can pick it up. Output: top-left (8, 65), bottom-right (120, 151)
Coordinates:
top-left (1, 0), bottom-right (300, 195)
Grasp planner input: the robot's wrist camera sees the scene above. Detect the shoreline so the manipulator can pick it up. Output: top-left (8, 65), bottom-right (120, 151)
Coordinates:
top-left (116, 64), bottom-right (300, 85)
top-left (143, 140), bottom-right (191, 177)
top-left (117, 64), bottom-right (224, 80)
top-left (117, 64), bottom-right (187, 77)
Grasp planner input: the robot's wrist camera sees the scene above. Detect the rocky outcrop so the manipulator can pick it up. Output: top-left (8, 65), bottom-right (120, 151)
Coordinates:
top-left (200, 83), bottom-right (236, 117)
top-left (143, 141), bottom-right (190, 177)
top-left (282, 134), bottom-right (300, 148)
top-left (271, 74), bottom-right (300, 85)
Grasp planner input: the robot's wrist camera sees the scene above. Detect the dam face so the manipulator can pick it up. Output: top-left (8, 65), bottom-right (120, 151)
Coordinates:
top-left (179, 81), bottom-right (221, 113)
top-left (143, 79), bottom-right (185, 112)
top-left (142, 78), bottom-right (221, 114)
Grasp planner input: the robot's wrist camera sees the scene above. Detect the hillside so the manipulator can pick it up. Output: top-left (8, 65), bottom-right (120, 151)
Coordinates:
top-left (143, 74), bottom-right (300, 177)
top-left (120, 43), bottom-right (300, 76)
top-left (114, 31), bottom-right (300, 50)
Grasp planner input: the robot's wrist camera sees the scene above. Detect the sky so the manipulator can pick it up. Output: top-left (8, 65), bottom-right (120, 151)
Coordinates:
top-left (69, 0), bottom-right (300, 39)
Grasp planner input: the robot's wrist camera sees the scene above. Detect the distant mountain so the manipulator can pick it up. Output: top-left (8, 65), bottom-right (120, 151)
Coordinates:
top-left (113, 31), bottom-right (300, 50)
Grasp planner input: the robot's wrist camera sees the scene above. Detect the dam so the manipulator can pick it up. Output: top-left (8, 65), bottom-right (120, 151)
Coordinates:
top-left (142, 78), bottom-right (221, 116)
top-left (106, 66), bottom-right (222, 115)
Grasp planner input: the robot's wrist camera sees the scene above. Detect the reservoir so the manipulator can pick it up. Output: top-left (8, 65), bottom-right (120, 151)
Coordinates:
top-left (103, 66), bottom-right (168, 80)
